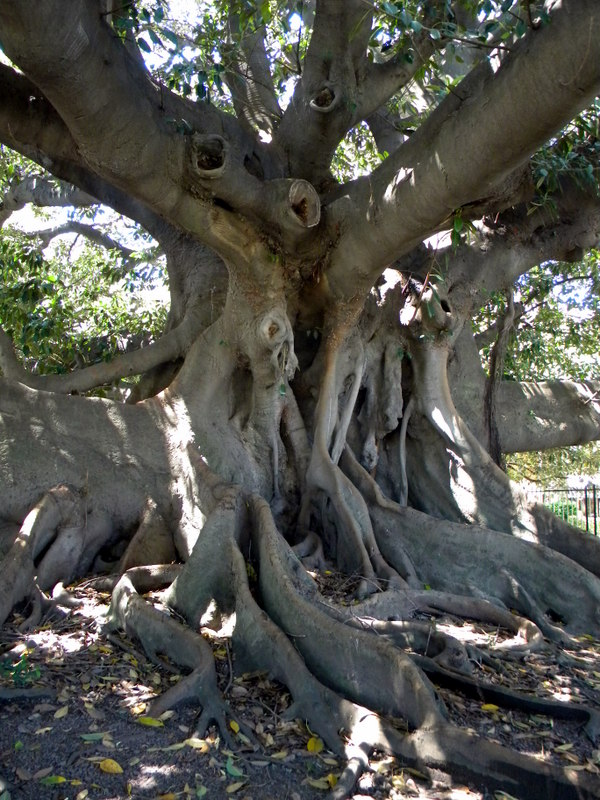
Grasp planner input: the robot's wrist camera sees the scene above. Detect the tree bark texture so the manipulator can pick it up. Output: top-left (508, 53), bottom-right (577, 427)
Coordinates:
top-left (1, 2), bottom-right (600, 797)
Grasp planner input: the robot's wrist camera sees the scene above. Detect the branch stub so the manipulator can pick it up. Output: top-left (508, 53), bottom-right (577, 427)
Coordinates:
top-left (189, 134), bottom-right (228, 179)
top-left (288, 180), bottom-right (321, 228)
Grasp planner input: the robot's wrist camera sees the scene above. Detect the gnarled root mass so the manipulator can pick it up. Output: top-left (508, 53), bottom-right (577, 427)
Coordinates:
top-left (2, 446), bottom-right (600, 800)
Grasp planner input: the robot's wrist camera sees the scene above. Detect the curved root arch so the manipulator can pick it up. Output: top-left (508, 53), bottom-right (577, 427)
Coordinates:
top-left (2, 286), bottom-right (600, 800)
top-left (163, 486), bottom-right (600, 799)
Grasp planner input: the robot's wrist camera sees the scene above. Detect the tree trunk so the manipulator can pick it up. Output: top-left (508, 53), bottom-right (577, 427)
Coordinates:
top-left (2, 247), bottom-right (600, 798)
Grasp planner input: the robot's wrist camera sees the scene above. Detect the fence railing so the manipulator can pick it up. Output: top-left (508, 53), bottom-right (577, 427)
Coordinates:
top-left (527, 485), bottom-right (599, 535)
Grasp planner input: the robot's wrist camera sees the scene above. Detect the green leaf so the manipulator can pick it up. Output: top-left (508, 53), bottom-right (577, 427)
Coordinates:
top-left (138, 716), bottom-right (164, 727)
top-left (40, 776), bottom-right (67, 786)
top-left (137, 37), bottom-right (151, 52)
top-left (162, 28), bottom-right (179, 47)
top-left (225, 756), bottom-right (244, 778)
top-left (259, 1), bottom-right (272, 23)
top-left (80, 732), bottom-right (109, 741)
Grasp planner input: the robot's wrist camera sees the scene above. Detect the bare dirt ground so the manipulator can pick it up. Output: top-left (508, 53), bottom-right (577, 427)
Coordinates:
top-left (1, 576), bottom-right (600, 800)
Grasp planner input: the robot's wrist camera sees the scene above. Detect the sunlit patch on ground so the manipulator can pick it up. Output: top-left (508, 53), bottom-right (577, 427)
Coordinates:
top-left (1, 578), bottom-right (600, 798)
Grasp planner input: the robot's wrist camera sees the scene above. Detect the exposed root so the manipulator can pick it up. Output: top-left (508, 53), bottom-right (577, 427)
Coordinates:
top-left (416, 655), bottom-right (600, 741)
top-left (343, 449), bottom-right (600, 635)
top-left (252, 495), bottom-right (446, 730)
top-left (249, 495), bottom-right (600, 799)
top-left (292, 529), bottom-right (326, 569)
top-left (352, 586), bottom-right (545, 654)
top-left (88, 563), bottom-right (182, 593)
top-left (499, 567), bottom-right (572, 645)
top-left (106, 574), bottom-right (234, 741)
top-left (378, 720), bottom-right (600, 800)
top-left (2, 327), bottom-right (600, 800)
top-left (0, 485), bottom-right (84, 626)
top-left (341, 614), bottom-right (473, 673)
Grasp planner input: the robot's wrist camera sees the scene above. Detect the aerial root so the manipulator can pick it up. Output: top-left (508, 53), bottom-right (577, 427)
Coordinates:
top-left (105, 574), bottom-right (235, 742)
top-left (303, 340), bottom-right (406, 597)
top-left (301, 453), bottom-right (406, 597)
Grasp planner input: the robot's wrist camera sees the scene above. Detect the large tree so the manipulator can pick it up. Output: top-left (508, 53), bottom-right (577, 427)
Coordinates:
top-left (1, 1), bottom-right (600, 796)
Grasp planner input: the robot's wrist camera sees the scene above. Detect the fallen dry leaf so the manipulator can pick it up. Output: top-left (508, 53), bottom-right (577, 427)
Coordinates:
top-left (183, 737), bottom-right (210, 752)
top-left (225, 781), bottom-right (246, 793)
top-left (32, 768), bottom-right (52, 780)
top-left (99, 758), bottom-right (123, 774)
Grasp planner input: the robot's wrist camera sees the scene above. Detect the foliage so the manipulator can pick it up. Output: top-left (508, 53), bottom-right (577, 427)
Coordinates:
top-left (0, 227), bottom-right (168, 388)
top-left (476, 248), bottom-right (600, 482)
top-left (507, 254), bottom-right (600, 383)
top-left (532, 102), bottom-right (600, 207)
top-left (506, 442), bottom-right (600, 486)
top-left (0, 650), bottom-right (41, 686)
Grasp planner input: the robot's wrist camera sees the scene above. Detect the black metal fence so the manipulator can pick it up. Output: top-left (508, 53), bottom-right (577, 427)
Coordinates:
top-left (528, 485), bottom-right (599, 535)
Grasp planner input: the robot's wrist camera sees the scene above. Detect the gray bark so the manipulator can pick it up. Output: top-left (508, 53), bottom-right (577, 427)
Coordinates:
top-left (1, 3), bottom-right (600, 798)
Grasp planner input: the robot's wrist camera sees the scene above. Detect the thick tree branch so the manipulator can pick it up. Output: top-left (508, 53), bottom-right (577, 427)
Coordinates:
top-left (26, 220), bottom-right (135, 259)
top-left (0, 2), bottom-right (281, 260)
top-left (0, 300), bottom-right (205, 394)
top-left (325, 0), bottom-right (600, 299)
top-left (447, 185), bottom-right (600, 315)
top-left (357, 0), bottom-right (450, 122)
top-left (0, 64), bottom-right (175, 242)
top-left (497, 379), bottom-right (600, 453)
top-left (224, 18), bottom-right (282, 136)
top-left (273, 0), bottom-right (373, 186)
top-left (0, 176), bottom-right (96, 228)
